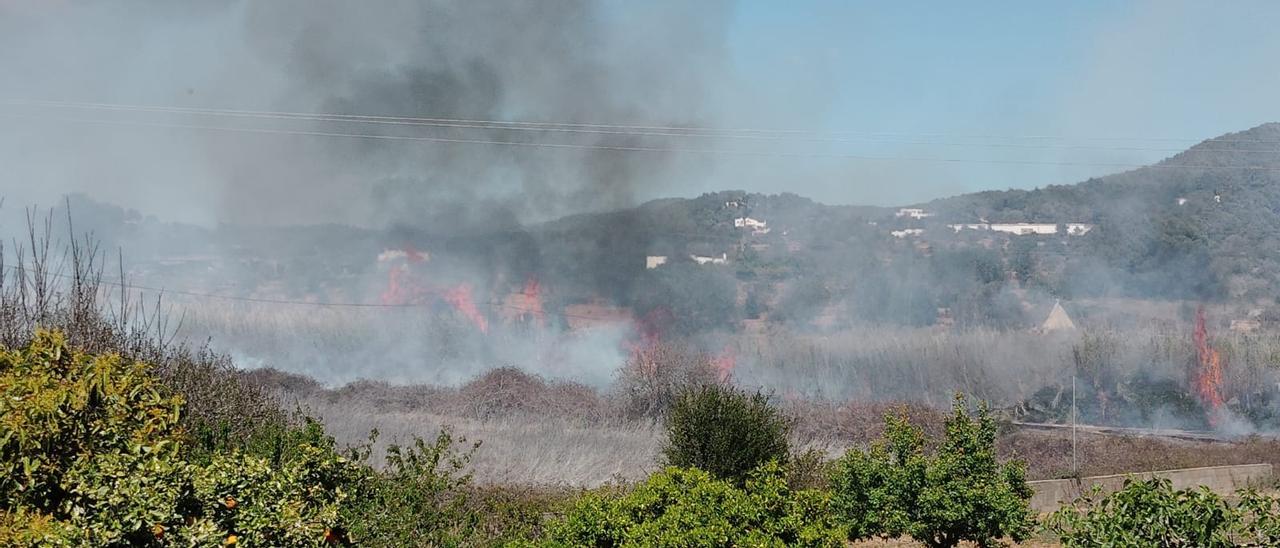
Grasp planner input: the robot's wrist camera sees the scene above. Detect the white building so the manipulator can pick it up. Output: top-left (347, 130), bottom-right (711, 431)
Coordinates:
top-left (891, 228), bottom-right (925, 238)
top-left (690, 253), bottom-right (728, 265)
top-left (895, 208), bottom-right (933, 219)
top-left (645, 255), bottom-right (669, 269)
top-left (947, 223), bottom-right (1094, 236)
top-left (734, 217), bottom-right (771, 234)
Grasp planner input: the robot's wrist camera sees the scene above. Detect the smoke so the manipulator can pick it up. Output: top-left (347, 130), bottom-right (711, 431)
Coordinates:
top-left (0, 0), bottom-right (734, 228)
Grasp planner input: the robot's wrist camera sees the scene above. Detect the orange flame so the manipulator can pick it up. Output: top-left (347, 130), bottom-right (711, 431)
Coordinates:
top-left (380, 265), bottom-right (429, 305)
top-left (514, 277), bottom-right (546, 327)
top-left (711, 345), bottom-right (736, 382)
top-left (379, 247), bottom-right (489, 333)
top-left (443, 284), bottom-right (489, 333)
top-left (1193, 306), bottom-right (1225, 425)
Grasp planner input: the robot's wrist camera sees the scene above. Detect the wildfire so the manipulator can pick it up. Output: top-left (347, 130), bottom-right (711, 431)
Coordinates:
top-left (443, 284), bottom-right (489, 333)
top-left (1192, 306), bottom-right (1225, 425)
top-left (711, 345), bottom-right (736, 382)
top-left (378, 246), bottom-right (490, 333)
top-left (501, 277), bottom-right (546, 327)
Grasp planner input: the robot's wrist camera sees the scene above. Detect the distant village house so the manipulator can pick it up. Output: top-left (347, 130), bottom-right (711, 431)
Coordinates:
top-left (947, 223), bottom-right (1094, 236)
top-left (891, 228), bottom-right (925, 238)
top-left (734, 217), bottom-right (771, 234)
top-left (690, 253), bottom-right (728, 265)
top-left (895, 208), bottom-right (933, 219)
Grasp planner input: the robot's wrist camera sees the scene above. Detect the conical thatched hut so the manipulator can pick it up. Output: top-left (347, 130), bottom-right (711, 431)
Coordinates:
top-left (1040, 300), bottom-right (1076, 332)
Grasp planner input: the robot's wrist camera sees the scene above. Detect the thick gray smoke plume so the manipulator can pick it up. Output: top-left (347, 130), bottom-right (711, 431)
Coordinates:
top-left (0, 0), bottom-right (733, 228)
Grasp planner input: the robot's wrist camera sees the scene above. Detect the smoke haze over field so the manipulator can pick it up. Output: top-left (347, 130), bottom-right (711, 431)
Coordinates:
top-left (0, 0), bottom-right (736, 227)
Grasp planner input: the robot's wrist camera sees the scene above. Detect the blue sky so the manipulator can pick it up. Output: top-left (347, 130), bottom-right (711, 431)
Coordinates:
top-left (707, 0), bottom-right (1280, 205)
top-left (4, 1), bottom-right (1280, 224)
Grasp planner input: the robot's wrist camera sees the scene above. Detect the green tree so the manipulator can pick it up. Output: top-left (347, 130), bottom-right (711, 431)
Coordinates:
top-left (830, 395), bottom-right (1034, 548)
top-left (662, 384), bottom-right (792, 485)
top-left (541, 463), bottom-right (843, 548)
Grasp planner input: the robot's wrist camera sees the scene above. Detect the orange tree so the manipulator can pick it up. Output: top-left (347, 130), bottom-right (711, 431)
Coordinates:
top-left (0, 330), bottom-right (368, 547)
top-left (830, 395), bottom-right (1034, 548)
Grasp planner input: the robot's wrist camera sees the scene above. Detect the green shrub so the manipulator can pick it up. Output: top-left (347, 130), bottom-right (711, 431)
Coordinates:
top-left (0, 330), bottom-right (367, 547)
top-left (344, 430), bottom-right (481, 547)
top-left (830, 395), bottom-right (1034, 547)
top-left (540, 462), bottom-right (844, 547)
top-left (1047, 478), bottom-right (1280, 547)
top-left (662, 384), bottom-right (792, 484)
top-left (1047, 477), bottom-right (1234, 547)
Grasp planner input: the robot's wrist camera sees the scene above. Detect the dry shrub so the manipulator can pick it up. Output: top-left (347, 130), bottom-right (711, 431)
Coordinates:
top-left (241, 367), bottom-right (324, 396)
top-left (0, 210), bottom-right (285, 448)
top-left (786, 400), bottom-right (948, 446)
top-left (322, 379), bottom-right (455, 412)
top-left (999, 428), bottom-right (1280, 480)
top-left (614, 342), bottom-right (722, 421)
top-left (255, 365), bottom-right (609, 424)
top-left (458, 367), bottom-right (604, 421)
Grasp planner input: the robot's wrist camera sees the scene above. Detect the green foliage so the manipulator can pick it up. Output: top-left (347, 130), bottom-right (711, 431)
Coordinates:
top-left (540, 463), bottom-right (844, 548)
top-left (1047, 478), bottom-right (1280, 547)
top-left (829, 412), bottom-right (925, 540)
top-left (0, 330), bottom-right (367, 547)
top-left (662, 384), bottom-right (792, 485)
top-left (1047, 477), bottom-right (1235, 547)
top-left (830, 395), bottom-right (1034, 547)
top-left (344, 430), bottom-right (482, 547)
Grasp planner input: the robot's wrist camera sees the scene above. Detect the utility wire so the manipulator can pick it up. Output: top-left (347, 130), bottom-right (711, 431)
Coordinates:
top-left (6, 111), bottom-right (1280, 171)
top-left (8, 99), bottom-right (1276, 145)
top-left (3, 263), bottom-right (622, 321)
top-left (10, 99), bottom-right (1278, 153)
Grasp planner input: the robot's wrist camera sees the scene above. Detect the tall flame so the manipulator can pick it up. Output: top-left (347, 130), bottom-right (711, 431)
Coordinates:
top-left (518, 277), bottom-right (546, 327)
top-left (443, 284), bottom-right (489, 333)
top-left (1192, 306), bottom-right (1225, 425)
top-left (379, 246), bottom-right (489, 333)
top-left (711, 345), bottom-right (736, 382)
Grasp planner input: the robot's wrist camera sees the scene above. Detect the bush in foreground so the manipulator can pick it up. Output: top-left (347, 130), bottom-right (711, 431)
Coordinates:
top-left (539, 462), bottom-right (843, 547)
top-left (0, 330), bottom-right (367, 546)
top-left (663, 384), bottom-right (793, 485)
top-left (830, 394), bottom-right (1034, 547)
top-left (1047, 477), bottom-right (1280, 547)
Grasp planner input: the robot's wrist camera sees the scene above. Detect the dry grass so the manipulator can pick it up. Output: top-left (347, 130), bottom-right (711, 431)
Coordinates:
top-left (1001, 428), bottom-right (1280, 480)
top-left (299, 395), bottom-right (663, 486)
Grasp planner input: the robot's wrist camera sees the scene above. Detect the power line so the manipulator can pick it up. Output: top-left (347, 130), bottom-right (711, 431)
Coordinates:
top-left (7, 111), bottom-right (1280, 172)
top-left (9, 98), bottom-right (1275, 144)
top-left (2, 263), bottom-right (621, 321)
top-left (11, 99), bottom-right (1276, 153)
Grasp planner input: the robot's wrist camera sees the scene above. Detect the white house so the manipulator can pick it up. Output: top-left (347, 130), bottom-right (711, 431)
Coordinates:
top-left (645, 255), bottom-right (669, 269)
top-left (891, 228), bottom-right (925, 238)
top-left (734, 217), bottom-right (771, 234)
top-left (948, 223), bottom-right (1093, 236)
top-left (690, 253), bottom-right (728, 265)
top-left (990, 223), bottom-right (1058, 235)
top-left (895, 208), bottom-right (933, 219)
top-left (1065, 223), bottom-right (1094, 235)
top-left (378, 248), bottom-right (429, 263)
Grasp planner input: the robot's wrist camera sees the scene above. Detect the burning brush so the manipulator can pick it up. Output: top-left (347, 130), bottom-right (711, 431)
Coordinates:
top-left (1192, 306), bottom-right (1226, 427)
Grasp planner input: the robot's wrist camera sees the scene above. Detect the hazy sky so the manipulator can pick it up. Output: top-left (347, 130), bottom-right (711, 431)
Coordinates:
top-left (2, 0), bottom-right (1279, 225)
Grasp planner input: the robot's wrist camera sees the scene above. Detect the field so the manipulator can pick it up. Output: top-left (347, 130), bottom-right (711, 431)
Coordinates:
top-left (8, 234), bottom-right (1280, 546)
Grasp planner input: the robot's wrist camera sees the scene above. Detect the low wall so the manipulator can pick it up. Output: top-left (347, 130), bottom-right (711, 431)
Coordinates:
top-left (1029, 463), bottom-right (1274, 513)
